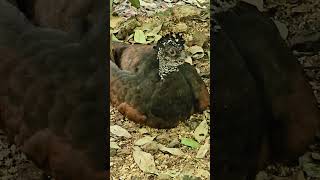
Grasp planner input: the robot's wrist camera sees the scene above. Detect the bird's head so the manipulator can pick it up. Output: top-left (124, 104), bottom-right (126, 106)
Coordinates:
top-left (154, 33), bottom-right (187, 80)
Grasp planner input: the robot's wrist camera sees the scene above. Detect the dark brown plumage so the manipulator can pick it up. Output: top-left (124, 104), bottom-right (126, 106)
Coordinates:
top-left (110, 39), bottom-right (210, 128)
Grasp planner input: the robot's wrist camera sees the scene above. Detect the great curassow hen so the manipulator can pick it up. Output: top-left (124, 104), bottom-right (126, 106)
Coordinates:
top-left (110, 34), bottom-right (210, 128)
top-left (0, 0), bottom-right (107, 179)
top-left (213, 1), bottom-right (320, 179)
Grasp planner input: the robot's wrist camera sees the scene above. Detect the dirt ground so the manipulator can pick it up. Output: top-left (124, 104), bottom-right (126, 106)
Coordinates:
top-left (1, 0), bottom-right (320, 179)
top-left (110, 0), bottom-right (210, 179)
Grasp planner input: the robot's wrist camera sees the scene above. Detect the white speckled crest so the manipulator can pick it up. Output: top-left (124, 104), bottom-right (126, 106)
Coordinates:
top-left (155, 33), bottom-right (187, 79)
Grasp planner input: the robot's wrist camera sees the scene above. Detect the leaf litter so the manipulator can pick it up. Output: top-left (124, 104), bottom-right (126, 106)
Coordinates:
top-left (110, 0), bottom-right (210, 179)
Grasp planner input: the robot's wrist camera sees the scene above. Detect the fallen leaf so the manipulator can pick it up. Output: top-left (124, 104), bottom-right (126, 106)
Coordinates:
top-left (138, 128), bottom-right (149, 134)
top-left (110, 142), bottom-right (120, 149)
top-left (133, 146), bottom-right (142, 151)
top-left (126, 33), bottom-right (134, 41)
top-left (273, 20), bottom-right (288, 40)
top-left (193, 120), bottom-right (209, 143)
top-left (111, 34), bottom-right (122, 42)
top-left (196, 141), bottom-right (209, 158)
top-left (158, 144), bottom-right (184, 156)
top-left (188, 45), bottom-right (204, 59)
top-left (133, 150), bottom-right (157, 173)
top-left (181, 138), bottom-right (200, 148)
top-left (110, 125), bottom-right (132, 138)
top-left (134, 30), bottom-right (147, 44)
top-left (129, 0), bottom-right (140, 8)
top-left (110, 16), bottom-right (125, 29)
top-left (110, 29), bottom-right (120, 34)
top-left (134, 136), bottom-right (156, 146)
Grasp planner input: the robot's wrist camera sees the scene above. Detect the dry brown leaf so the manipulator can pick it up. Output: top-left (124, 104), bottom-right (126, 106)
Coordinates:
top-left (196, 137), bottom-right (210, 158)
top-left (110, 125), bottom-right (132, 138)
top-left (158, 144), bottom-right (184, 156)
top-left (110, 16), bottom-right (125, 29)
top-left (134, 136), bottom-right (156, 146)
top-left (188, 45), bottom-right (204, 59)
top-left (273, 20), bottom-right (288, 40)
top-left (193, 120), bottom-right (209, 143)
top-left (110, 142), bottom-right (120, 149)
top-left (133, 150), bottom-right (157, 173)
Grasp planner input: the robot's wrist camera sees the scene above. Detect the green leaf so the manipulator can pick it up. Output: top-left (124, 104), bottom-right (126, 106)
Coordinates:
top-left (134, 30), bottom-right (147, 44)
top-left (181, 138), bottom-right (200, 148)
top-left (129, 0), bottom-right (140, 8)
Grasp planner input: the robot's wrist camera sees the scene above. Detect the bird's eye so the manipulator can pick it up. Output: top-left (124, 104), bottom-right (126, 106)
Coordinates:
top-left (168, 49), bottom-right (176, 56)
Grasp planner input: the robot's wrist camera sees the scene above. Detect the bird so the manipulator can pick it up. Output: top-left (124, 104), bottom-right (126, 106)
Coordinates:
top-left (110, 33), bottom-right (210, 128)
top-left (213, 1), bottom-right (320, 179)
top-left (0, 1), bottom-right (107, 179)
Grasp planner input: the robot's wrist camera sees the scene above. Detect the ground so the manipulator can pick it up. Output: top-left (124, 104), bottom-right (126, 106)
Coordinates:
top-left (110, 0), bottom-right (210, 179)
top-left (1, 0), bottom-right (319, 179)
